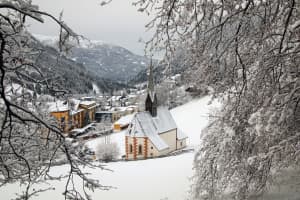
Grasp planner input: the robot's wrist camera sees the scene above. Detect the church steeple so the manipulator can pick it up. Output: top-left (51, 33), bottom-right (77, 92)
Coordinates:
top-left (147, 59), bottom-right (154, 94)
top-left (145, 59), bottom-right (157, 117)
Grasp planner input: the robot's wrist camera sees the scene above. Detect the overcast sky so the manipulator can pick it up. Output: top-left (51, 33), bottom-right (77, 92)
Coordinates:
top-left (28, 0), bottom-right (153, 56)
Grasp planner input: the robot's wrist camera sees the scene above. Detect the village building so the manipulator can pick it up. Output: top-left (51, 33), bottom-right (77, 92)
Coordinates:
top-left (125, 62), bottom-right (188, 160)
top-left (95, 109), bottom-right (124, 123)
top-left (49, 99), bottom-right (98, 134)
top-left (78, 101), bottom-right (97, 124)
top-left (113, 113), bottom-right (135, 131)
top-left (49, 101), bottom-right (71, 133)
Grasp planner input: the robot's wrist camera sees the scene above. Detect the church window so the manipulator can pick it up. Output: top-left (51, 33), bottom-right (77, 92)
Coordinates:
top-left (138, 145), bottom-right (142, 155)
top-left (129, 144), bottom-right (133, 153)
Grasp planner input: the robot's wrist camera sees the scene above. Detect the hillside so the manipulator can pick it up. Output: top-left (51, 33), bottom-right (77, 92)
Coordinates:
top-left (129, 49), bottom-right (189, 85)
top-left (71, 44), bottom-right (149, 83)
top-left (34, 34), bottom-right (149, 83)
top-left (28, 35), bottom-right (126, 95)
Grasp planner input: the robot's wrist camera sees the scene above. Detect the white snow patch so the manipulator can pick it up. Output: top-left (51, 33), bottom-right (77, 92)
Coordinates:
top-left (171, 96), bottom-right (220, 147)
top-left (92, 83), bottom-right (100, 94)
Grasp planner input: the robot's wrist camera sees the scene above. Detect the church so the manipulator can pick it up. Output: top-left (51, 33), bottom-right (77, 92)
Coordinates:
top-left (125, 62), bottom-right (188, 160)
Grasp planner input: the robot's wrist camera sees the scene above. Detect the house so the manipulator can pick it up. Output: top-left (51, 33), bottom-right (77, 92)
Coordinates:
top-left (111, 107), bottom-right (127, 118)
top-left (112, 106), bottom-right (139, 131)
top-left (49, 99), bottom-right (98, 134)
top-left (79, 101), bottom-right (97, 125)
top-left (125, 62), bottom-right (188, 160)
top-left (126, 105), bottom-right (139, 114)
top-left (113, 113), bottom-right (135, 131)
top-left (95, 111), bottom-right (119, 123)
top-left (49, 101), bottom-right (71, 133)
top-left (70, 108), bottom-right (85, 129)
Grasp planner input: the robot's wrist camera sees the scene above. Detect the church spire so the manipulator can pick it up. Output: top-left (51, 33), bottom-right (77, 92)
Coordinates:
top-left (145, 59), bottom-right (157, 117)
top-left (147, 59), bottom-right (154, 94)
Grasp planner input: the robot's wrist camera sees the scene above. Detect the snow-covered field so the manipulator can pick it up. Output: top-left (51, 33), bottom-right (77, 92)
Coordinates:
top-left (1, 96), bottom-right (300, 200)
top-left (171, 96), bottom-right (218, 147)
top-left (86, 129), bottom-right (126, 158)
top-left (1, 96), bottom-right (216, 200)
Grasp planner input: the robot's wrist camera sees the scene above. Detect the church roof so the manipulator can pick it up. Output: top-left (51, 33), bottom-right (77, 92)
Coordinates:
top-left (155, 107), bottom-right (177, 133)
top-left (126, 107), bottom-right (177, 151)
top-left (48, 101), bottom-right (69, 112)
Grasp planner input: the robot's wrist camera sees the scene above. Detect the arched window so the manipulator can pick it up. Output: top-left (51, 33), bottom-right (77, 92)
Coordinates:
top-left (138, 145), bottom-right (143, 155)
top-left (129, 144), bottom-right (133, 153)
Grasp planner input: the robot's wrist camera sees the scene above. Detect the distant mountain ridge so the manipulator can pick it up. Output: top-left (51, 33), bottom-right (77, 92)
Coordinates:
top-left (27, 35), bottom-right (126, 95)
top-left (34, 34), bottom-right (149, 83)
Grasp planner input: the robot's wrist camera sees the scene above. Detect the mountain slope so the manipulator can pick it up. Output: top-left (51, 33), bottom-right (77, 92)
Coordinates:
top-left (28, 35), bottom-right (125, 95)
top-left (71, 44), bottom-right (149, 83)
top-left (34, 34), bottom-right (149, 83)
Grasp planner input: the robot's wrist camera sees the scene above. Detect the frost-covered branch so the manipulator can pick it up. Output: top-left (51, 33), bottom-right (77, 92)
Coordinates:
top-left (136, 0), bottom-right (300, 199)
top-left (0, 1), bottom-right (105, 199)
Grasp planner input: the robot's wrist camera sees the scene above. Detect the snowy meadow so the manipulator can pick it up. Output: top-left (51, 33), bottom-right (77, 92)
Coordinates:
top-left (1, 96), bottom-right (216, 200)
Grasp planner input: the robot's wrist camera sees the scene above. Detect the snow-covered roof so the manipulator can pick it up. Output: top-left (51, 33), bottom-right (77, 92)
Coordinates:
top-left (96, 111), bottom-right (114, 114)
top-left (126, 107), bottom-right (134, 111)
top-left (128, 94), bottom-right (137, 98)
top-left (81, 96), bottom-right (94, 100)
top-left (70, 123), bottom-right (95, 134)
top-left (155, 107), bottom-right (177, 134)
top-left (177, 129), bottom-right (188, 140)
top-left (127, 105), bottom-right (138, 108)
top-left (70, 109), bottom-right (84, 116)
top-left (80, 101), bottom-right (96, 106)
top-left (112, 106), bottom-right (127, 112)
top-left (69, 98), bottom-right (81, 111)
top-left (48, 101), bottom-right (69, 112)
top-left (126, 107), bottom-right (178, 151)
top-left (114, 114), bottom-right (135, 126)
top-left (127, 112), bottom-right (169, 151)
top-left (111, 96), bottom-right (122, 101)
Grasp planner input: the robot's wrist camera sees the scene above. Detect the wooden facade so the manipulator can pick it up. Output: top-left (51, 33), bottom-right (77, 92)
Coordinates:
top-left (50, 100), bottom-right (97, 134)
top-left (50, 110), bottom-right (70, 133)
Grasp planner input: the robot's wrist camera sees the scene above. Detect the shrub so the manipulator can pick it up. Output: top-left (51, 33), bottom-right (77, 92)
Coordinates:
top-left (96, 143), bottom-right (120, 162)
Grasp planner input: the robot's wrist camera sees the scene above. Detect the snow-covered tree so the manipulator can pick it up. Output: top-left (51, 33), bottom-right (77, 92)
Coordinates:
top-left (96, 142), bottom-right (120, 162)
top-left (0, 1), bottom-right (106, 199)
top-left (135, 0), bottom-right (300, 199)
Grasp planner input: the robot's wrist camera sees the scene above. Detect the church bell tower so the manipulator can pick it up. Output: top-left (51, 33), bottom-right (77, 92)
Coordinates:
top-left (145, 60), bottom-right (157, 117)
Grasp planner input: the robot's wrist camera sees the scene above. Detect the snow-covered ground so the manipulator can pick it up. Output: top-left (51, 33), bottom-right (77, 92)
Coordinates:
top-left (4, 96), bottom-right (299, 200)
top-left (86, 129), bottom-right (126, 158)
top-left (1, 96), bottom-right (217, 200)
top-left (171, 96), bottom-right (219, 148)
